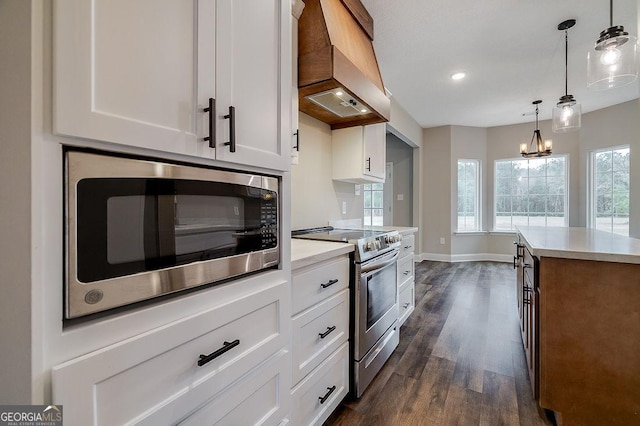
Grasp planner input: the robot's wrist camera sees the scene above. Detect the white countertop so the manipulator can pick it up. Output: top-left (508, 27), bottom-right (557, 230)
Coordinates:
top-left (338, 225), bottom-right (419, 235)
top-left (517, 226), bottom-right (640, 264)
top-left (291, 239), bottom-right (355, 270)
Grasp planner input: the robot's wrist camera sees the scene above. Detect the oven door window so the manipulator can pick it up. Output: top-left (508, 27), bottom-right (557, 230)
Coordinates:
top-left (75, 178), bottom-right (277, 283)
top-left (366, 261), bottom-right (397, 330)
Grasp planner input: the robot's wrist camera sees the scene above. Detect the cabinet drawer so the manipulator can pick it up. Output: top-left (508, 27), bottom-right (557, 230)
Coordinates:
top-left (177, 350), bottom-right (289, 426)
top-left (397, 255), bottom-right (414, 287)
top-left (292, 289), bottom-right (349, 385)
top-left (52, 281), bottom-right (288, 426)
top-left (398, 283), bottom-right (415, 327)
top-left (291, 342), bottom-right (349, 426)
top-left (400, 234), bottom-right (415, 258)
top-left (292, 255), bottom-right (350, 314)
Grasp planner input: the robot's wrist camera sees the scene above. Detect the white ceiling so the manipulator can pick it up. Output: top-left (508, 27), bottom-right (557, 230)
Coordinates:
top-left (360, 0), bottom-right (640, 128)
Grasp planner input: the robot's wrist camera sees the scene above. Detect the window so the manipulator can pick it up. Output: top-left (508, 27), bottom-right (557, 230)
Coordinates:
top-left (590, 146), bottom-right (629, 236)
top-left (494, 156), bottom-right (568, 231)
top-left (363, 183), bottom-right (383, 226)
top-left (457, 159), bottom-right (480, 231)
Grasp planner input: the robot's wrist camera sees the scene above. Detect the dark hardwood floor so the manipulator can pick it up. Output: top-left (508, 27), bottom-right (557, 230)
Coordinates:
top-left (326, 261), bottom-right (553, 426)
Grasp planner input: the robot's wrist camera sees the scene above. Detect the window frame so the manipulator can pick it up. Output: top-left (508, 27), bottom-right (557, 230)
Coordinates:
top-left (363, 183), bottom-right (384, 226)
top-left (493, 155), bottom-right (569, 231)
top-left (456, 159), bottom-right (481, 232)
top-left (588, 144), bottom-right (630, 236)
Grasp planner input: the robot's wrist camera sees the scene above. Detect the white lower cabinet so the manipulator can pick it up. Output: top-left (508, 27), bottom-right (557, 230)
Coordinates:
top-left (292, 289), bottom-right (349, 384)
top-left (291, 342), bottom-right (349, 426)
top-left (52, 280), bottom-right (289, 426)
top-left (397, 233), bottom-right (416, 327)
top-left (178, 350), bottom-right (289, 426)
top-left (291, 253), bottom-right (351, 425)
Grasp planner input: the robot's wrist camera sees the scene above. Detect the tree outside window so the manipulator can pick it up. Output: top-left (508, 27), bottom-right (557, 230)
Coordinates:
top-left (363, 183), bottom-right (384, 226)
top-left (591, 146), bottom-right (629, 236)
top-left (457, 159), bottom-right (480, 232)
top-left (494, 156), bottom-right (568, 230)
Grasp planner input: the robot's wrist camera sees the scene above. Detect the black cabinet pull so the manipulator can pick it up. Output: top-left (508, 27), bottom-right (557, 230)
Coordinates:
top-left (319, 326), bottom-right (336, 339)
top-left (224, 106), bottom-right (236, 152)
top-left (320, 279), bottom-right (338, 289)
top-left (403, 270), bottom-right (411, 275)
top-left (403, 302), bottom-right (410, 308)
top-left (203, 98), bottom-right (216, 148)
top-left (513, 255), bottom-right (518, 269)
top-left (197, 339), bottom-right (239, 367)
top-left (319, 385), bottom-right (336, 404)
top-left (293, 130), bottom-right (299, 151)
top-left (366, 157), bottom-right (371, 171)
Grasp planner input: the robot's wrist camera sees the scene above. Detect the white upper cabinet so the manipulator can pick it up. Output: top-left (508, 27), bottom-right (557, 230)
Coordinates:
top-left (332, 123), bottom-right (386, 183)
top-left (54, 0), bottom-right (291, 171)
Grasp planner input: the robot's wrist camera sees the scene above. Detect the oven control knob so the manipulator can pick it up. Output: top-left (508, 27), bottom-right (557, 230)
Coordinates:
top-left (365, 241), bottom-right (373, 251)
top-left (374, 240), bottom-right (381, 249)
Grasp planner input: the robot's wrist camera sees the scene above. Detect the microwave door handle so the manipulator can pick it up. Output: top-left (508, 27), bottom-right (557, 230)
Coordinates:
top-left (360, 251), bottom-right (399, 274)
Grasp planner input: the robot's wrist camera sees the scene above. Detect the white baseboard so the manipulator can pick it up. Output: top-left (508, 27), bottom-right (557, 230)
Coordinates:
top-left (417, 253), bottom-right (512, 263)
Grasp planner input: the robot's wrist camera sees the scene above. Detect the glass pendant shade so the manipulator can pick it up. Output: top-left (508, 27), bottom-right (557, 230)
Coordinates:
top-left (552, 96), bottom-right (582, 132)
top-left (553, 19), bottom-right (581, 133)
top-left (587, 0), bottom-right (639, 90)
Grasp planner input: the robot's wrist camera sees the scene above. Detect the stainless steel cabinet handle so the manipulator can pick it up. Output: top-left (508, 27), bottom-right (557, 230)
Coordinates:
top-left (223, 106), bottom-right (236, 152)
top-left (365, 157), bottom-right (371, 171)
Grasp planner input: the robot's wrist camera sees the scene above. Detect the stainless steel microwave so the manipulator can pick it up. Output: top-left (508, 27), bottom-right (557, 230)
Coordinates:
top-left (65, 150), bottom-right (279, 319)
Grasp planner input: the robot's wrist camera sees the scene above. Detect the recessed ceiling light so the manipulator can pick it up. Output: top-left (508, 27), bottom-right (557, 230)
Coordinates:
top-left (335, 90), bottom-right (344, 96)
top-left (360, 108), bottom-right (368, 113)
top-left (450, 72), bottom-right (466, 81)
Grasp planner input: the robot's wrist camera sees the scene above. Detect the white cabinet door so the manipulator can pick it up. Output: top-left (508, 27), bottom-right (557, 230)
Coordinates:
top-left (215, 0), bottom-right (291, 171)
top-left (332, 124), bottom-right (386, 183)
top-left (54, 0), bottom-right (291, 171)
top-left (54, 0), bottom-right (215, 158)
top-left (363, 123), bottom-right (386, 180)
top-left (52, 281), bottom-right (288, 426)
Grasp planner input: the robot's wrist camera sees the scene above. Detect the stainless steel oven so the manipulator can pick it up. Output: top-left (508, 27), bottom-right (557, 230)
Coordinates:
top-left (292, 227), bottom-right (401, 398)
top-left (353, 248), bottom-right (399, 397)
top-left (65, 150), bottom-right (279, 319)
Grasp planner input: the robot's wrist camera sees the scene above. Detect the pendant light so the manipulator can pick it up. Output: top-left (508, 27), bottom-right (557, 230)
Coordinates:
top-left (520, 100), bottom-right (552, 158)
top-left (553, 19), bottom-right (581, 133)
top-left (587, 0), bottom-right (638, 90)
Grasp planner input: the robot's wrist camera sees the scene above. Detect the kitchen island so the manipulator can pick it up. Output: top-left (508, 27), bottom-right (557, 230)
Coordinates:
top-left (516, 226), bottom-right (640, 426)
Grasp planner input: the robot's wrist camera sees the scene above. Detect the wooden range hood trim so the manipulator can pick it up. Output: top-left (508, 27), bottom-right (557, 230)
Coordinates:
top-left (299, 46), bottom-right (390, 129)
top-left (298, 0), bottom-right (389, 128)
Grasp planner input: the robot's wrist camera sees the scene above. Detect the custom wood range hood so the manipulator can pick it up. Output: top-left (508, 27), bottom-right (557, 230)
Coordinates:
top-left (298, 0), bottom-right (390, 129)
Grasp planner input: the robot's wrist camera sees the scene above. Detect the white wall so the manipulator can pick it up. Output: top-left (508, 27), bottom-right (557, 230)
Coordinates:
top-left (422, 126), bottom-right (452, 256)
top-left (450, 126), bottom-right (488, 257)
top-left (579, 100), bottom-right (640, 236)
top-left (291, 113), bottom-right (364, 229)
top-left (419, 99), bottom-right (639, 260)
top-left (291, 99), bottom-right (425, 233)
top-left (0, 0), bottom-right (33, 403)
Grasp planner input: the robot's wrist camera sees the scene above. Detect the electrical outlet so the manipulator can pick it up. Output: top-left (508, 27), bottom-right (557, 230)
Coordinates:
top-left (342, 201), bottom-right (347, 215)
top-left (397, 194), bottom-right (404, 201)
top-left (439, 237), bottom-right (445, 245)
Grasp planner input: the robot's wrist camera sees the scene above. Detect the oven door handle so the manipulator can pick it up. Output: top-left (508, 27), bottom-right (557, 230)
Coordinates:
top-left (360, 251), bottom-right (399, 274)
